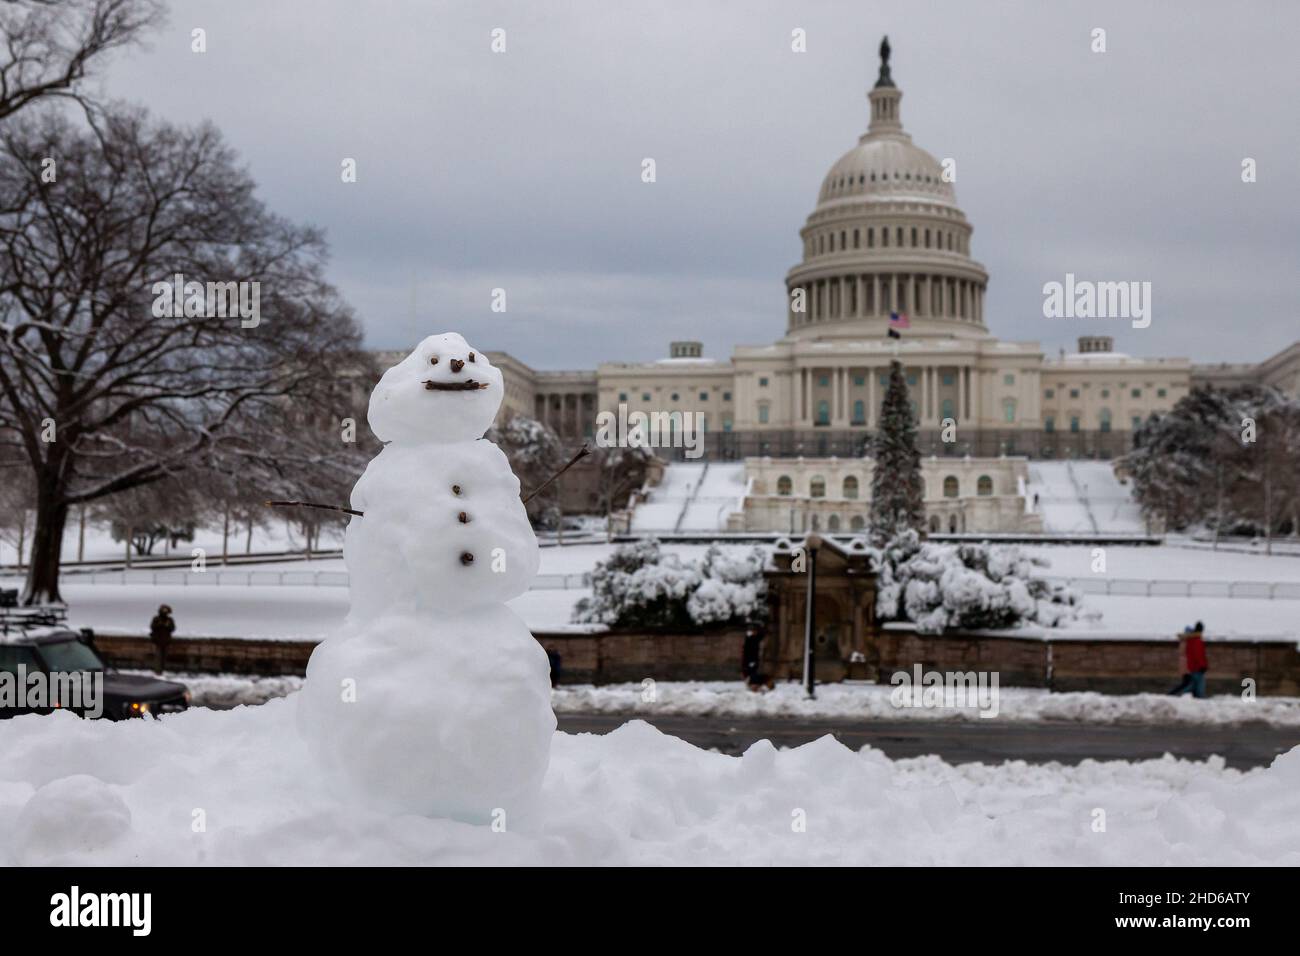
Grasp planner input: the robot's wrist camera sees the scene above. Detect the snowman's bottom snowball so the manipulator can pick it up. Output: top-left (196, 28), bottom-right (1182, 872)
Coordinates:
top-left (296, 604), bottom-right (555, 824)
top-left (2, 702), bottom-right (1300, 864)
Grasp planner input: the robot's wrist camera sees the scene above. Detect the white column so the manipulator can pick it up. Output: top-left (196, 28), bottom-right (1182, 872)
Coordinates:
top-left (960, 366), bottom-right (970, 422)
top-left (868, 367), bottom-right (877, 427)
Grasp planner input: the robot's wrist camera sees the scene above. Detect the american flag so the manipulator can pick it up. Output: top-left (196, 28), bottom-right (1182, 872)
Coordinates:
top-left (888, 311), bottom-right (910, 338)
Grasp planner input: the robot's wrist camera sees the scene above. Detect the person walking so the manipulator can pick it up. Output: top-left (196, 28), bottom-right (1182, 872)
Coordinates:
top-left (149, 604), bottom-right (176, 674)
top-left (741, 623), bottom-right (773, 691)
top-left (1168, 621), bottom-right (1208, 699)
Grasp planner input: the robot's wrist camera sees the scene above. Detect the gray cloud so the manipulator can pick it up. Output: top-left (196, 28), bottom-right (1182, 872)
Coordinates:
top-left (102, 0), bottom-right (1300, 368)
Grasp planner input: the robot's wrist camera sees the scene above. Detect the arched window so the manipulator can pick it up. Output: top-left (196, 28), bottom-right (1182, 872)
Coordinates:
top-left (777, 475), bottom-right (793, 496)
top-left (810, 476), bottom-right (826, 498)
top-left (1099, 408), bottom-right (1112, 433)
top-left (827, 514), bottom-right (841, 532)
top-left (949, 514), bottom-right (959, 533)
top-left (843, 476), bottom-right (859, 499)
top-left (943, 476), bottom-right (959, 498)
top-left (977, 475), bottom-right (993, 496)
top-left (929, 514), bottom-right (941, 533)
top-left (811, 513), bottom-right (820, 531)
top-left (850, 515), bottom-right (866, 532)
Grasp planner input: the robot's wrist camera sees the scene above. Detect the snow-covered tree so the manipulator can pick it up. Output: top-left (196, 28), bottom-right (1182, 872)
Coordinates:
top-left (0, 107), bottom-right (364, 603)
top-left (1119, 384), bottom-right (1300, 541)
top-left (872, 529), bottom-right (1090, 634)
top-left (574, 539), bottom-right (767, 630)
top-left (869, 360), bottom-right (924, 542)
top-left (686, 545), bottom-right (768, 626)
top-left (486, 414), bottom-right (566, 524)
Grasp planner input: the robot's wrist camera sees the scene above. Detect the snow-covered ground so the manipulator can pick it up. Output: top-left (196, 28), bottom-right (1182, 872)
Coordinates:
top-left (0, 518), bottom-right (343, 568)
top-left (629, 461), bottom-right (746, 532)
top-left (553, 681), bottom-right (1300, 727)
top-left (2, 702), bottom-right (1297, 865)
top-left (1026, 460), bottom-right (1145, 534)
top-left (134, 670), bottom-right (1300, 728)
top-left (5, 541), bottom-right (1297, 640)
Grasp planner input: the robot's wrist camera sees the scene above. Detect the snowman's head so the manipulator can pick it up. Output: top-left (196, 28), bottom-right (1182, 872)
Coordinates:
top-left (368, 332), bottom-right (504, 444)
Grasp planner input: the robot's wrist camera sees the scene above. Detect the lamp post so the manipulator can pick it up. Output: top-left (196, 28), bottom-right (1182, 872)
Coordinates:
top-left (803, 534), bottom-right (820, 699)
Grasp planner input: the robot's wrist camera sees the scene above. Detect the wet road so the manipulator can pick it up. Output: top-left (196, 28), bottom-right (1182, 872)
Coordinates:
top-left (556, 712), bottom-right (1298, 769)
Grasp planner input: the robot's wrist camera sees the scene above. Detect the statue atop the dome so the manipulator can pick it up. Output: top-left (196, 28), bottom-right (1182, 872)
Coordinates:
top-left (875, 35), bottom-right (895, 89)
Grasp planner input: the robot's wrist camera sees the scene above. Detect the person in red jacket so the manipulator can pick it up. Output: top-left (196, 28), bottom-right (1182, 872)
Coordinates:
top-left (1169, 621), bottom-right (1208, 699)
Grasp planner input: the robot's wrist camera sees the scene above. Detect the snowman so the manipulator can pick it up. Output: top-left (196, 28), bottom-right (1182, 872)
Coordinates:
top-left (297, 332), bottom-right (556, 825)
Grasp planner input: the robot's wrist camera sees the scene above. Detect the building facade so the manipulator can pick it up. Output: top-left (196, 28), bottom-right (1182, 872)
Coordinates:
top-left (381, 41), bottom-right (1296, 465)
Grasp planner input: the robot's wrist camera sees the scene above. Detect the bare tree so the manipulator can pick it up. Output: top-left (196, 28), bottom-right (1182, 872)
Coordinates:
top-left (0, 0), bottom-right (162, 121)
top-left (0, 107), bottom-right (364, 603)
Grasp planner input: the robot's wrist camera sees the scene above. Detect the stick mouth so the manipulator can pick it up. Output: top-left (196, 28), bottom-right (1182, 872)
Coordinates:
top-left (423, 380), bottom-right (490, 392)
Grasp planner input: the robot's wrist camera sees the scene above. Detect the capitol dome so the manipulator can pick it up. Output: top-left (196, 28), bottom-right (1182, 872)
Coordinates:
top-left (817, 136), bottom-right (957, 208)
top-left (785, 37), bottom-right (989, 340)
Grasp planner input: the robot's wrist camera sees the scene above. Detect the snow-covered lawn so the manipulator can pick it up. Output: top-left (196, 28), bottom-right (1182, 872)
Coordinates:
top-left (5, 543), bottom-right (1298, 640)
top-left (0, 518), bottom-right (343, 567)
top-left (2, 702), bottom-right (1297, 865)
top-left (553, 681), bottom-right (1300, 727)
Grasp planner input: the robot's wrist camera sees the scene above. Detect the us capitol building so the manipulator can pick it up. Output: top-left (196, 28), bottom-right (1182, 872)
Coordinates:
top-left (376, 41), bottom-right (1299, 531)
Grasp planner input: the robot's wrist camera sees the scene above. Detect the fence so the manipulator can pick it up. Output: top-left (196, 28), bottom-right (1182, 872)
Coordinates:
top-left (1047, 576), bottom-right (1300, 600)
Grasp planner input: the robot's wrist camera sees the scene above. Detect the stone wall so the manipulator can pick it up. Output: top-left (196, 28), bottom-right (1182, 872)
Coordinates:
top-left (93, 628), bottom-right (747, 685)
top-left (876, 626), bottom-right (1300, 696)
top-left (93, 627), bottom-right (1300, 695)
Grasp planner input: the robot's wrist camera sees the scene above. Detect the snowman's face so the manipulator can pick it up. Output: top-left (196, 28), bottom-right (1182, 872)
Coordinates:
top-left (368, 332), bottom-right (504, 444)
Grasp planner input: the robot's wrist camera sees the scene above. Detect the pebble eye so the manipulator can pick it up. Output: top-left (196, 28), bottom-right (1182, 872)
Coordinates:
top-left (429, 356), bottom-right (438, 365)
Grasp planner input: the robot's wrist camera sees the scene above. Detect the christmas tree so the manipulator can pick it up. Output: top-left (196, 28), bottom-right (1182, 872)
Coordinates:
top-left (869, 360), bottom-right (925, 541)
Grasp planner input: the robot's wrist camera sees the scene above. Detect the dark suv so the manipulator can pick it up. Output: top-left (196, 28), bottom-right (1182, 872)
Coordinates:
top-left (0, 628), bottom-right (190, 720)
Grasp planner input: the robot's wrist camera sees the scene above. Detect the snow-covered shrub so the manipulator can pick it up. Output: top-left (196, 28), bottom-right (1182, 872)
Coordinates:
top-left (574, 540), bottom-right (767, 630)
top-left (687, 545), bottom-right (768, 626)
top-left (871, 530), bottom-right (1092, 634)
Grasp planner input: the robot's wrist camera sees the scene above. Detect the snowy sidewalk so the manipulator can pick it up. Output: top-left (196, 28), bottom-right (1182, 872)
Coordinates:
top-left (552, 680), bottom-right (1300, 727)
top-left (155, 671), bottom-right (1300, 729)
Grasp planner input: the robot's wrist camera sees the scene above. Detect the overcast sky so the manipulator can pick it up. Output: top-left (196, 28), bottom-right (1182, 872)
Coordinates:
top-left (101, 0), bottom-right (1299, 369)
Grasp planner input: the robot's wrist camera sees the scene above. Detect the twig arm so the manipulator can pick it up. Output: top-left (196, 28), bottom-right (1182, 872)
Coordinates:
top-left (265, 500), bottom-right (364, 518)
top-left (522, 444), bottom-right (591, 506)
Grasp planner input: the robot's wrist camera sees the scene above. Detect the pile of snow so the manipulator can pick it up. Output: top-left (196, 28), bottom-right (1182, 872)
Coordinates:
top-left (552, 681), bottom-right (1300, 727)
top-left (120, 671), bottom-right (304, 709)
top-left (3, 703), bottom-right (1300, 865)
